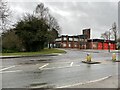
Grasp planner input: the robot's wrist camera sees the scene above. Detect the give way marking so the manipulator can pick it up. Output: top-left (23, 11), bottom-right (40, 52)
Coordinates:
top-left (0, 70), bottom-right (22, 74)
top-left (70, 62), bottom-right (73, 66)
top-left (0, 65), bottom-right (16, 72)
top-left (39, 63), bottom-right (49, 70)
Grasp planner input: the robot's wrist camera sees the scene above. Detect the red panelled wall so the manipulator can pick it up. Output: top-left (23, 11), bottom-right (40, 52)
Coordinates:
top-left (113, 44), bottom-right (116, 50)
top-left (104, 43), bottom-right (108, 50)
top-left (98, 42), bottom-right (102, 50)
top-left (110, 44), bottom-right (114, 50)
top-left (87, 40), bottom-right (116, 50)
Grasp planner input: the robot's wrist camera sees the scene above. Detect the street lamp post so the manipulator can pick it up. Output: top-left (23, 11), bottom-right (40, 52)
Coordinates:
top-left (108, 29), bottom-right (112, 52)
top-left (92, 39), bottom-right (93, 49)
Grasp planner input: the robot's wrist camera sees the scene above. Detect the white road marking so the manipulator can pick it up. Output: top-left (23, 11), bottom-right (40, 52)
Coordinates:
top-left (43, 64), bottom-right (81, 70)
top-left (70, 62), bottom-right (73, 66)
top-left (39, 63), bottom-right (49, 70)
top-left (88, 75), bottom-right (111, 83)
top-left (57, 75), bottom-right (112, 88)
top-left (51, 53), bottom-right (62, 56)
top-left (0, 70), bottom-right (22, 74)
top-left (58, 54), bottom-right (62, 55)
top-left (29, 85), bottom-right (48, 88)
top-left (0, 65), bottom-right (16, 71)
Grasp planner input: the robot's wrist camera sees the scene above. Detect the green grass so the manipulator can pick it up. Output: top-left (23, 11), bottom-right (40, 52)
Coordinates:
top-left (2, 48), bottom-right (66, 56)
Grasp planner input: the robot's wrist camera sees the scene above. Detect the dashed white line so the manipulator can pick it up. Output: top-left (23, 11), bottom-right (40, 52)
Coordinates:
top-left (70, 62), bottom-right (73, 66)
top-left (56, 75), bottom-right (112, 88)
top-left (43, 66), bottom-right (70, 70)
top-left (43, 65), bottom-right (81, 70)
top-left (58, 54), bottom-right (62, 55)
top-left (0, 70), bottom-right (22, 74)
top-left (39, 63), bottom-right (49, 70)
top-left (52, 53), bottom-right (62, 55)
top-left (0, 65), bottom-right (16, 71)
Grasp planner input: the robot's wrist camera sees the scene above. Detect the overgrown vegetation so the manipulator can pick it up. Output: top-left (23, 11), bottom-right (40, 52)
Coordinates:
top-left (1, 2), bottom-right (61, 53)
top-left (2, 30), bottom-right (23, 53)
top-left (2, 48), bottom-right (66, 56)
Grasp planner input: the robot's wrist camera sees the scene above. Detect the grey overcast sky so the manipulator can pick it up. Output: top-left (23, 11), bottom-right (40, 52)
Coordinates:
top-left (6, 0), bottom-right (118, 39)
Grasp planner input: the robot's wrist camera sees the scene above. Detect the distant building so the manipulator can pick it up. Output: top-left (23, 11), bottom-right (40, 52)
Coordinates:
top-left (54, 28), bottom-right (116, 50)
top-left (55, 35), bottom-right (88, 49)
top-left (87, 39), bottom-right (116, 50)
top-left (83, 28), bottom-right (90, 39)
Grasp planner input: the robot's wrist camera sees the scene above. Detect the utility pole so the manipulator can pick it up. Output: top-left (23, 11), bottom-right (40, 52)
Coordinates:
top-left (92, 39), bottom-right (93, 49)
top-left (78, 35), bottom-right (80, 49)
top-left (108, 29), bottom-right (112, 52)
top-left (112, 22), bottom-right (117, 50)
top-left (112, 22), bottom-right (117, 42)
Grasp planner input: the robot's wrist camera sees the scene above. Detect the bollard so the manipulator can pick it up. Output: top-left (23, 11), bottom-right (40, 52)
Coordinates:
top-left (112, 53), bottom-right (116, 61)
top-left (86, 53), bottom-right (91, 62)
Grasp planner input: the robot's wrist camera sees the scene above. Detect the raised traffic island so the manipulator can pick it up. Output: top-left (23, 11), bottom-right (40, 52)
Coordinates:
top-left (113, 60), bottom-right (120, 62)
top-left (112, 53), bottom-right (120, 62)
top-left (82, 53), bottom-right (101, 64)
top-left (82, 61), bottom-right (101, 64)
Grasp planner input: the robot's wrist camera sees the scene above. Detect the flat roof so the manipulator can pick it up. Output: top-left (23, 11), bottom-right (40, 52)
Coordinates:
top-left (88, 39), bottom-right (116, 43)
top-left (58, 35), bottom-right (88, 39)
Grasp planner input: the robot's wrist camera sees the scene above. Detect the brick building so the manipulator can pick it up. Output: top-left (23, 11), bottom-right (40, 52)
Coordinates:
top-left (87, 39), bottom-right (116, 50)
top-left (55, 29), bottom-right (90, 49)
top-left (54, 28), bottom-right (116, 50)
top-left (55, 35), bottom-right (88, 49)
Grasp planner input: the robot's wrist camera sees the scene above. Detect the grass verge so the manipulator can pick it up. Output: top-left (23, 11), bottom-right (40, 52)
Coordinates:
top-left (2, 48), bottom-right (66, 56)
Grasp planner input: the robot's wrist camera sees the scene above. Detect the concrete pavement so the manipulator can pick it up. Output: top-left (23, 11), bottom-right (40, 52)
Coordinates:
top-left (0, 53), bottom-right (64, 59)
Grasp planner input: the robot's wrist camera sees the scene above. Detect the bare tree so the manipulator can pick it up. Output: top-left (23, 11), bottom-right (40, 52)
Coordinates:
top-left (34, 3), bottom-right (49, 20)
top-left (101, 31), bottom-right (110, 40)
top-left (47, 14), bottom-right (61, 32)
top-left (0, 0), bottom-right (11, 32)
top-left (45, 9), bottom-right (61, 48)
top-left (34, 3), bottom-right (61, 48)
top-left (34, 3), bottom-right (61, 33)
top-left (111, 22), bottom-right (117, 42)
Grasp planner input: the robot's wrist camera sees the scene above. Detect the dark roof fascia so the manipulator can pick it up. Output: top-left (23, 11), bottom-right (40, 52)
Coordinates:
top-left (87, 39), bottom-right (116, 43)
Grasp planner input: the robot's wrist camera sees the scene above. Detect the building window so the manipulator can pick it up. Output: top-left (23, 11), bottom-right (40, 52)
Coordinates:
top-left (81, 39), bottom-right (83, 41)
top-left (75, 44), bottom-right (77, 47)
top-left (69, 38), bottom-right (73, 41)
top-left (93, 43), bottom-right (97, 48)
top-left (79, 39), bottom-right (81, 41)
top-left (55, 38), bottom-right (61, 41)
top-left (63, 43), bottom-right (66, 47)
top-left (69, 43), bottom-right (71, 47)
top-left (74, 38), bottom-right (78, 41)
top-left (63, 37), bottom-right (67, 41)
top-left (85, 39), bottom-right (87, 42)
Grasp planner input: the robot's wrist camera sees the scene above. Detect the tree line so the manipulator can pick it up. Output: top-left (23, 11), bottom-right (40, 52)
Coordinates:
top-left (1, 1), bottom-right (120, 52)
top-left (1, 2), bottom-right (61, 52)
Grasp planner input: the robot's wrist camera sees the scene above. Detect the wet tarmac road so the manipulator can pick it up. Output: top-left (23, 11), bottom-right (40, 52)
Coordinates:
top-left (1, 49), bottom-right (119, 88)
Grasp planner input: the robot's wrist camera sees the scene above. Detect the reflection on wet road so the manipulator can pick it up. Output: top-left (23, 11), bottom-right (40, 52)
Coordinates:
top-left (2, 49), bottom-right (119, 88)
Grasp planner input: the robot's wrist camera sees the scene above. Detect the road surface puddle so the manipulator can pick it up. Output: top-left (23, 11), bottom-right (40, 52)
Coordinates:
top-left (30, 83), bottom-right (47, 86)
top-left (28, 82), bottom-right (55, 88)
top-left (19, 59), bottom-right (52, 65)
